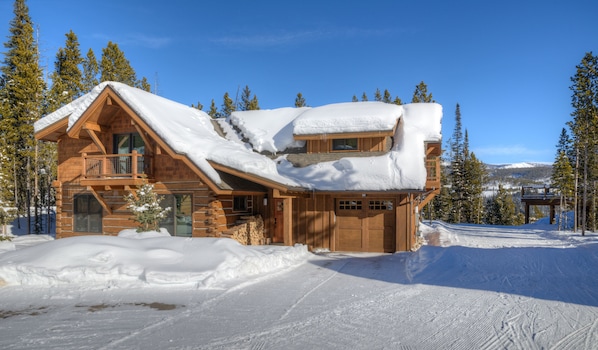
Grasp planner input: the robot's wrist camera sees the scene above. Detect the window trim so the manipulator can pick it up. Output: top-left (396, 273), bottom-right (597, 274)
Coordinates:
top-left (233, 195), bottom-right (250, 212)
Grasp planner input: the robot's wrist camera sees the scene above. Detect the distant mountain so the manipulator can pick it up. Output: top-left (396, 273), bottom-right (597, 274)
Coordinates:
top-left (485, 162), bottom-right (553, 191)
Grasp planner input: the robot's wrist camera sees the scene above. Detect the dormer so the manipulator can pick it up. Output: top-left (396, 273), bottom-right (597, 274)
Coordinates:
top-left (292, 101), bottom-right (401, 154)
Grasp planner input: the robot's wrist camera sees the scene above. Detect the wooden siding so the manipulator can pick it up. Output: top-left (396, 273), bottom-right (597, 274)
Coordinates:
top-left (292, 195), bottom-right (334, 251)
top-left (291, 193), bottom-right (418, 252)
top-left (306, 137), bottom-right (387, 154)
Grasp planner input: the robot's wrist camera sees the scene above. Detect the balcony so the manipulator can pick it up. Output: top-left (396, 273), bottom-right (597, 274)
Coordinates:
top-left (81, 151), bottom-right (152, 186)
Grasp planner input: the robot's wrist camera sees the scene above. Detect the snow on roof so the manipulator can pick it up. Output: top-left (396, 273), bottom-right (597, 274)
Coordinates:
top-left (276, 103), bottom-right (442, 191)
top-left (228, 107), bottom-right (309, 153)
top-left (34, 83), bottom-right (443, 192)
top-left (34, 82), bottom-right (298, 188)
top-left (292, 101), bottom-right (402, 135)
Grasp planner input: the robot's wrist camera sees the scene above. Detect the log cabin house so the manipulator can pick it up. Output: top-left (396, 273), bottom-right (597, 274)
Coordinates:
top-left (34, 82), bottom-right (442, 253)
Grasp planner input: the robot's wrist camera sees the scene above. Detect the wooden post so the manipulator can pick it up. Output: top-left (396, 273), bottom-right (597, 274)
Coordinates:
top-left (82, 153), bottom-right (87, 179)
top-left (132, 150), bottom-right (138, 178)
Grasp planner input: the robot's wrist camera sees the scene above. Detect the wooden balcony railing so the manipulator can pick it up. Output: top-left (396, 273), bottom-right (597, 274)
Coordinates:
top-left (82, 151), bottom-right (152, 184)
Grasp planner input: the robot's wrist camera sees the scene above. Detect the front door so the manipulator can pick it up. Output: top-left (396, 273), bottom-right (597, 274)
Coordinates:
top-left (273, 199), bottom-right (285, 243)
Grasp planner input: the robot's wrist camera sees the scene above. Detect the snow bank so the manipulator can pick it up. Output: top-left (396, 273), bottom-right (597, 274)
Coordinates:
top-left (0, 235), bottom-right (310, 288)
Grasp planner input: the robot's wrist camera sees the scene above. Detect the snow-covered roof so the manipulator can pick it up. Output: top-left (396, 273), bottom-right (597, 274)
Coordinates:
top-left (34, 82), bottom-right (443, 192)
top-left (292, 101), bottom-right (402, 136)
top-left (34, 82), bottom-right (298, 189)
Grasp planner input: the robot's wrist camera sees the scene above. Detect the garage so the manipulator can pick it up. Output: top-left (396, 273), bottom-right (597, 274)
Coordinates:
top-left (335, 198), bottom-right (396, 253)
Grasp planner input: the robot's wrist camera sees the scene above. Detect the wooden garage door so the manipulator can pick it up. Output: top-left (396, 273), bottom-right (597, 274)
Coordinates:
top-left (336, 199), bottom-right (395, 253)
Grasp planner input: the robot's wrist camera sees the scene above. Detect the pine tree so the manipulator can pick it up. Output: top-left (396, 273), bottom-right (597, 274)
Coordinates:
top-left (47, 30), bottom-right (83, 111)
top-left (411, 81), bottom-right (434, 103)
top-left (374, 88), bottom-right (382, 102)
top-left (100, 41), bottom-right (137, 86)
top-left (239, 85), bottom-right (258, 111)
top-left (361, 92), bottom-right (368, 101)
top-left (462, 139), bottom-right (487, 224)
top-left (0, 0), bottom-right (46, 233)
top-left (192, 101), bottom-right (204, 110)
top-left (351, 95), bottom-right (358, 102)
top-left (139, 76), bottom-right (151, 92)
top-left (568, 52), bottom-right (598, 234)
top-left (382, 89), bottom-right (392, 103)
top-left (295, 92), bottom-right (307, 107)
top-left (82, 48), bottom-right (99, 91)
top-left (393, 96), bottom-right (402, 105)
top-left (208, 99), bottom-right (219, 118)
top-left (552, 150), bottom-right (575, 230)
top-left (124, 182), bottom-right (171, 232)
top-left (485, 185), bottom-right (522, 225)
top-left (447, 104), bottom-right (465, 223)
top-left (221, 92), bottom-right (236, 117)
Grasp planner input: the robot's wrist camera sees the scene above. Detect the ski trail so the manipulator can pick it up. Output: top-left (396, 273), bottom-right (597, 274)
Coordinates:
top-left (96, 262), bottom-right (307, 350)
top-left (552, 318), bottom-right (598, 350)
top-left (278, 258), bottom-right (349, 321)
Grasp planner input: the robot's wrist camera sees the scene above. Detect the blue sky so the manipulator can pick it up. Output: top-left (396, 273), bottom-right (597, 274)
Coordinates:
top-left (2, 0), bottom-right (597, 165)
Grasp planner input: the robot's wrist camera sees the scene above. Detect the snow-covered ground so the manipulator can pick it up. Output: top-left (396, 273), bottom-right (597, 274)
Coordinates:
top-left (1, 222), bottom-right (598, 349)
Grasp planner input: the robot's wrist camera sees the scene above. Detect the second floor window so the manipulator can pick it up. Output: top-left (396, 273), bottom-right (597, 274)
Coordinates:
top-left (332, 138), bottom-right (358, 151)
top-left (114, 133), bottom-right (145, 175)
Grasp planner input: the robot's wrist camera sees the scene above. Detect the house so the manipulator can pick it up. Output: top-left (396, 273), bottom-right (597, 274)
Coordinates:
top-left (34, 82), bottom-right (442, 253)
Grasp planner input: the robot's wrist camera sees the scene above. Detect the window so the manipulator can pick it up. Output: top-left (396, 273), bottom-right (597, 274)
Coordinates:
top-left (113, 133), bottom-right (145, 174)
top-left (332, 138), bottom-right (358, 151)
top-left (160, 194), bottom-right (192, 237)
top-left (369, 200), bottom-right (393, 211)
top-left (338, 200), bottom-right (362, 210)
top-left (74, 195), bottom-right (102, 233)
top-left (233, 196), bottom-right (249, 212)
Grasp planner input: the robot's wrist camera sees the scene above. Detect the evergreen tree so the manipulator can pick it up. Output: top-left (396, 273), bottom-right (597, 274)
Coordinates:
top-left (295, 92), bottom-right (307, 107)
top-left (0, 0), bottom-right (46, 233)
top-left (382, 89), bottom-right (392, 104)
top-left (485, 185), bottom-right (522, 225)
top-left (237, 85), bottom-right (251, 111)
top-left (192, 101), bottom-right (204, 110)
top-left (462, 136), bottom-right (487, 224)
top-left (207, 99), bottom-right (219, 118)
top-left (351, 95), bottom-right (358, 102)
top-left (447, 104), bottom-right (465, 223)
top-left (556, 128), bottom-right (574, 165)
top-left (374, 88), bottom-right (382, 102)
top-left (47, 30), bottom-right (83, 111)
top-left (411, 81), bottom-right (434, 103)
top-left (552, 150), bottom-right (575, 230)
top-left (82, 48), bottom-right (99, 91)
top-left (393, 96), bottom-right (402, 105)
top-left (361, 92), bottom-right (368, 101)
top-left (124, 182), bottom-right (171, 232)
top-left (568, 52), bottom-right (598, 234)
top-left (100, 41), bottom-right (137, 86)
top-left (221, 92), bottom-right (236, 117)
top-left (139, 76), bottom-right (151, 92)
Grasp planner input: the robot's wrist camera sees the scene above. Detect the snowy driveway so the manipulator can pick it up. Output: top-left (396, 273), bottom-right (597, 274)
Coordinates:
top-left (1, 222), bottom-right (598, 349)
